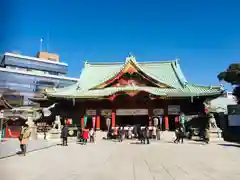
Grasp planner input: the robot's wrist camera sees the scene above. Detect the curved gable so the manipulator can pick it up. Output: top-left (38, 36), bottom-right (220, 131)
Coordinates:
top-left (91, 56), bottom-right (175, 89)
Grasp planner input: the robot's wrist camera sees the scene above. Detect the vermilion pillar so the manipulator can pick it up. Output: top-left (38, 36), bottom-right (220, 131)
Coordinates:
top-left (96, 116), bottom-right (100, 130)
top-left (111, 112), bottom-right (115, 128)
top-left (164, 116), bottom-right (169, 130)
top-left (81, 117), bottom-right (84, 129)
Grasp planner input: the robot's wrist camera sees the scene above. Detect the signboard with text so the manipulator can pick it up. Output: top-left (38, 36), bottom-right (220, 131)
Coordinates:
top-left (168, 105), bottom-right (181, 115)
top-left (116, 109), bottom-right (148, 116)
top-left (153, 109), bottom-right (164, 115)
top-left (101, 109), bottom-right (112, 117)
top-left (86, 109), bottom-right (97, 116)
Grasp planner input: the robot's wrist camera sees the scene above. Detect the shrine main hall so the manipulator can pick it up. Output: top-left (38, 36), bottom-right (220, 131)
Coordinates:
top-left (38, 55), bottom-right (223, 131)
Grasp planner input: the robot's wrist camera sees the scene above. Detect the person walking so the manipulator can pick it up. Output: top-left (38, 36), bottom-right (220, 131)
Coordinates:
top-left (18, 123), bottom-right (31, 156)
top-left (174, 124), bottom-right (184, 144)
top-left (61, 125), bottom-right (68, 146)
top-left (174, 128), bottom-right (180, 143)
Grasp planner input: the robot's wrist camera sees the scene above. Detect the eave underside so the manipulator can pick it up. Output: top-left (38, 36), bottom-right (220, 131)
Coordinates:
top-left (45, 85), bottom-right (223, 100)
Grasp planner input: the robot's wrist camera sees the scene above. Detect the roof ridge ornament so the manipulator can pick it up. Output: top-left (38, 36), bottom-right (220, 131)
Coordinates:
top-left (220, 84), bottom-right (224, 90)
top-left (175, 57), bottom-right (180, 66)
top-left (126, 52), bottom-right (136, 63)
top-left (84, 60), bottom-right (88, 67)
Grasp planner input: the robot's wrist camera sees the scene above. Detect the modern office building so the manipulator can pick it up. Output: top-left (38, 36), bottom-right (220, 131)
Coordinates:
top-left (0, 51), bottom-right (78, 107)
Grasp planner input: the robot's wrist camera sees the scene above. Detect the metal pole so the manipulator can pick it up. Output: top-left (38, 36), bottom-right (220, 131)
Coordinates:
top-left (0, 110), bottom-right (4, 141)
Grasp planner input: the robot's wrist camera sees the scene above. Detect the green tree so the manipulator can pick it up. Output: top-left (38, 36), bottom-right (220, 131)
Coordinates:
top-left (218, 63), bottom-right (240, 103)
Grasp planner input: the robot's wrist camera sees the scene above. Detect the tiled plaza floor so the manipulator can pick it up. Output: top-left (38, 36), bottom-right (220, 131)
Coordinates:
top-left (0, 138), bottom-right (60, 159)
top-left (1, 132), bottom-right (240, 180)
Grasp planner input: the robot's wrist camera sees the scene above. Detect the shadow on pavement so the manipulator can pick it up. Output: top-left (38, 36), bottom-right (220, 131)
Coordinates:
top-left (129, 142), bottom-right (144, 145)
top-left (187, 141), bottom-right (206, 145)
top-left (0, 144), bottom-right (58, 159)
top-left (218, 143), bottom-right (240, 148)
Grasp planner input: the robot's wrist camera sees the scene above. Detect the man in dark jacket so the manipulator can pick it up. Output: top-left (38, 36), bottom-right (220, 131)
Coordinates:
top-left (143, 126), bottom-right (150, 144)
top-left (118, 127), bottom-right (123, 142)
top-left (61, 125), bottom-right (68, 146)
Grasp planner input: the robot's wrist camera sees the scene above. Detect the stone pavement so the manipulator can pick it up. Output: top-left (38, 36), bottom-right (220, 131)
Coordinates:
top-left (0, 138), bottom-right (61, 159)
top-left (1, 132), bottom-right (240, 180)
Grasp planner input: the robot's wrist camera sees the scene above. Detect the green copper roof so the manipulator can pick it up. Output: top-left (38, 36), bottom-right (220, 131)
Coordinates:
top-left (46, 84), bottom-right (222, 98)
top-left (78, 59), bottom-right (186, 90)
top-left (45, 56), bottom-right (223, 99)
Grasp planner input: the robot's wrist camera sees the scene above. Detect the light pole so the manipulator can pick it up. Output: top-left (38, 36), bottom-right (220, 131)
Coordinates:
top-left (0, 110), bottom-right (4, 141)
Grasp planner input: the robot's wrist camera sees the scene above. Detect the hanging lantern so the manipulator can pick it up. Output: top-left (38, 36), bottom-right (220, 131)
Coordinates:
top-left (84, 116), bottom-right (88, 126)
top-left (92, 116), bottom-right (96, 129)
top-left (106, 117), bottom-right (111, 130)
top-left (153, 117), bottom-right (159, 126)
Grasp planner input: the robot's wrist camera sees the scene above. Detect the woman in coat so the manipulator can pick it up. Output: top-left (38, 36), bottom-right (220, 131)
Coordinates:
top-left (19, 124), bottom-right (31, 156)
top-left (82, 129), bottom-right (89, 144)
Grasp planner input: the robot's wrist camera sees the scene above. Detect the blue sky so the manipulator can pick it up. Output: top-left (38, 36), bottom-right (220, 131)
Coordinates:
top-left (1, 0), bottom-right (240, 90)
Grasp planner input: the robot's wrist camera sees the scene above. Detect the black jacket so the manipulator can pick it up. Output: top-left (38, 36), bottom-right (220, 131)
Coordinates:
top-left (61, 126), bottom-right (68, 138)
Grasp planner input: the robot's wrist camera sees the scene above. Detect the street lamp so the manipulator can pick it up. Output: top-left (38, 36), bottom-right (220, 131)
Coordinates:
top-left (0, 110), bottom-right (4, 141)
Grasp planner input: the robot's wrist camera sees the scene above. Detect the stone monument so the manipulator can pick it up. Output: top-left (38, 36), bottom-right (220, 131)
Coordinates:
top-left (49, 115), bottom-right (62, 139)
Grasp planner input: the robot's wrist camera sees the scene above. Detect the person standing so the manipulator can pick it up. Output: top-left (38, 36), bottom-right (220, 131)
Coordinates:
top-left (180, 113), bottom-right (185, 128)
top-left (82, 128), bottom-right (89, 145)
top-left (61, 125), bottom-right (68, 146)
top-left (159, 116), bottom-right (163, 131)
top-left (204, 126), bottom-right (210, 144)
top-left (43, 125), bottom-right (47, 140)
top-left (19, 123), bottom-right (31, 156)
top-left (118, 127), bottom-right (123, 142)
top-left (139, 128), bottom-right (144, 144)
top-left (128, 127), bottom-right (132, 139)
top-left (156, 127), bottom-right (161, 140)
top-left (89, 128), bottom-right (95, 143)
top-left (152, 126), bottom-right (157, 140)
top-left (179, 125), bottom-right (184, 143)
top-left (144, 126), bottom-right (150, 144)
